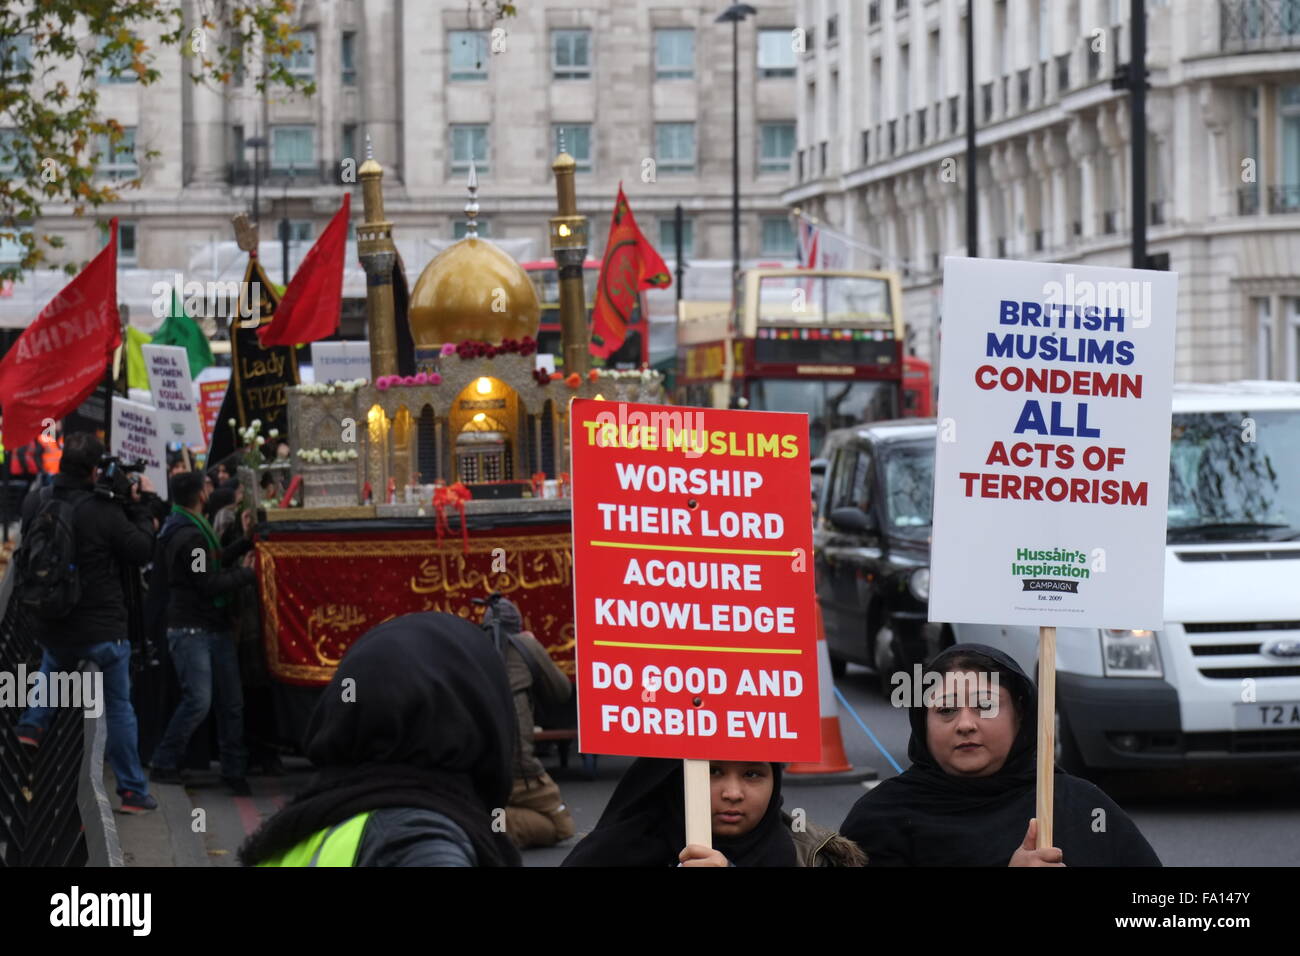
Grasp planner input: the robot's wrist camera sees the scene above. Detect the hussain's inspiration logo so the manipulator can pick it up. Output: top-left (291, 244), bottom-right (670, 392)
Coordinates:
top-left (1011, 546), bottom-right (1090, 594)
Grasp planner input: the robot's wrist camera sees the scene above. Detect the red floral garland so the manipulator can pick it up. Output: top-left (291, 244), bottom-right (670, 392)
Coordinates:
top-left (455, 335), bottom-right (537, 362)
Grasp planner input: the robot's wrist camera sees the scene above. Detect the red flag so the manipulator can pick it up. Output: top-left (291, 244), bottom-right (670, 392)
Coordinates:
top-left (257, 193), bottom-right (350, 346)
top-left (590, 184), bottom-right (670, 359)
top-left (0, 220), bottom-right (120, 447)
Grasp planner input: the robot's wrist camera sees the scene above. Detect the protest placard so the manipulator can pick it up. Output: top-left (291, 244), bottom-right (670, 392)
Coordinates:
top-left (928, 256), bottom-right (1177, 847)
top-left (142, 344), bottom-right (204, 446)
top-left (110, 396), bottom-right (167, 492)
top-left (310, 341), bottom-right (371, 383)
top-left (196, 371), bottom-right (231, 449)
top-left (929, 257), bottom-right (1178, 632)
top-left (570, 399), bottom-right (821, 765)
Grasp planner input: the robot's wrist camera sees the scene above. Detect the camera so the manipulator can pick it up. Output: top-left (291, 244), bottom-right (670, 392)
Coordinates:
top-left (95, 455), bottom-right (146, 501)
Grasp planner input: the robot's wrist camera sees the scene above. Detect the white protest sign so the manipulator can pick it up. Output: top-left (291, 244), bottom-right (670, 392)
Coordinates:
top-left (928, 257), bottom-right (1178, 630)
top-left (110, 396), bottom-right (168, 493)
top-left (142, 344), bottom-right (204, 445)
top-left (311, 341), bottom-right (371, 383)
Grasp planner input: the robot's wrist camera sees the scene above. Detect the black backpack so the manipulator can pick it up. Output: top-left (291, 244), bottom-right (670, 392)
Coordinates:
top-left (14, 487), bottom-right (89, 621)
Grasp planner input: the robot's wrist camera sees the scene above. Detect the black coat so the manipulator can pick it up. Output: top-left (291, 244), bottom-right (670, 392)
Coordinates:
top-left (155, 512), bottom-right (255, 632)
top-left (20, 474), bottom-right (156, 649)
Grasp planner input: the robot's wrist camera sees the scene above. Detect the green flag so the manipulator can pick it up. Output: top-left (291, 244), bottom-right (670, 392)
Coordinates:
top-left (151, 292), bottom-right (215, 377)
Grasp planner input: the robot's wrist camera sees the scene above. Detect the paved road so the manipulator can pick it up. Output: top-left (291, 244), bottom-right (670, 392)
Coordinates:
top-left (144, 663), bottom-right (1300, 866)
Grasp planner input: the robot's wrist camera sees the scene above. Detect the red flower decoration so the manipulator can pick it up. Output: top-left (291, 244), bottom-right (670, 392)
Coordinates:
top-left (587, 369), bottom-right (599, 383)
top-left (564, 373), bottom-right (581, 389)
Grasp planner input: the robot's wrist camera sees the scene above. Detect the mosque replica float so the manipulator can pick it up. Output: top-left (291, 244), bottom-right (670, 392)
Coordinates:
top-left (253, 143), bottom-right (663, 706)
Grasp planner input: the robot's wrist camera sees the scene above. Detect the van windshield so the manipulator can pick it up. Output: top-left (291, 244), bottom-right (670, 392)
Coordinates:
top-left (1168, 409), bottom-right (1300, 540)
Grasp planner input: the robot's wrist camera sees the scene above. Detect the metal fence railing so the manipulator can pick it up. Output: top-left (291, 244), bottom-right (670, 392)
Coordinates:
top-left (0, 563), bottom-right (121, 867)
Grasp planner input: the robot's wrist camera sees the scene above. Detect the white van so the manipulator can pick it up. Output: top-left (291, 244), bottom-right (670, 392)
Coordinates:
top-left (957, 382), bottom-right (1300, 772)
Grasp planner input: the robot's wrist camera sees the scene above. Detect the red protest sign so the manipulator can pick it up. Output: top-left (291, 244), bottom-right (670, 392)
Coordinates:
top-left (570, 399), bottom-right (820, 762)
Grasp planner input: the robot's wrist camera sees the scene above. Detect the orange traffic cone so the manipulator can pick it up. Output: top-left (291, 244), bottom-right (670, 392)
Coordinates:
top-left (786, 602), bottom-right (877, 783)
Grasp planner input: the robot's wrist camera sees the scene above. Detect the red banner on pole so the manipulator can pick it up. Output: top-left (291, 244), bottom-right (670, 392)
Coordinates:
top-left (570, 399), bottom-right (820, 762)
top-left (0, 220), bottom-right (120, 447)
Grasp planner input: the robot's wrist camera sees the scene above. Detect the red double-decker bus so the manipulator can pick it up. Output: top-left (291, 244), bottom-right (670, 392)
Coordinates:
top-left (675, 268), bottom-right (908, 454)
top-left (522, 259), bottom-right (649, 370)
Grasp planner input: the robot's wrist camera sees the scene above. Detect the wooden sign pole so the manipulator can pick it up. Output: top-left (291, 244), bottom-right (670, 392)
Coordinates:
top-left (1036, 625), bottom-right (1056, 849)
top-left (683, 758), bottom-right (712, 849)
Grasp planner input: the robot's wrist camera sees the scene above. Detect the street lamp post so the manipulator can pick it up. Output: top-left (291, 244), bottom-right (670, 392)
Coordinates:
top-left (245, 135), bottom-right (267, 226)
top-left (716, 4), bottom-right (757, 289)
top-left (279, 163), bottom-right (295, 287)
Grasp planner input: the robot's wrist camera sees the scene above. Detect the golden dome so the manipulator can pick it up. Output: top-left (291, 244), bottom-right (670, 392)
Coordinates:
top-left (408, 237), bottom-right (541, 347)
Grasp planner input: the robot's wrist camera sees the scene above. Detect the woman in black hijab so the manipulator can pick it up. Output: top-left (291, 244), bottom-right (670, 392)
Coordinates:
top-left (840, 643), bottom-right (1160, 866)
top-left (562, 759), bottom-right (863, 867)
top-left (240, 613), bottom-right (520, 867)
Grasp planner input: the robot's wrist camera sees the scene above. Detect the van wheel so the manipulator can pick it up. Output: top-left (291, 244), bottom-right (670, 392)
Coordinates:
top-left (872, 626), bottom-right (898, 698)
top-left (829, 653), bottom-right (847, 679)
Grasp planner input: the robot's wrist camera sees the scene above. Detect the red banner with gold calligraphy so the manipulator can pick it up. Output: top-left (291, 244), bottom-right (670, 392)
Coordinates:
top-left (257, 523), bottom-right (575, 686)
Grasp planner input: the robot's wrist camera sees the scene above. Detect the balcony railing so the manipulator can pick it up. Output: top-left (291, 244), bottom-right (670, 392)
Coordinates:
top-left (1220, 0), bottom-right (1300, 52)
top-left (1268, 184), bottom-right (1300, 211)
top-left (227, 161), bottom-right (344, 185)
top-left (1236, 183), bottom-right (1300, 213)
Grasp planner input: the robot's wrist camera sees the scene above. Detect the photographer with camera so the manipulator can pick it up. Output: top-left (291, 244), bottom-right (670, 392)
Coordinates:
top-left (477, 593), bottom-right (576, 850)
top-left (147, 471), bottom-right (256, 795)
top-left (13, 432), bottom-right (161, 814)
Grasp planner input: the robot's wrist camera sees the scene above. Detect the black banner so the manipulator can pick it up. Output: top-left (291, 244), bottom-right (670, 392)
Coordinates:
top-left (208, 256), bottom-right (298, 465)
top-left (1021, 579), bottom-right (1080, 593)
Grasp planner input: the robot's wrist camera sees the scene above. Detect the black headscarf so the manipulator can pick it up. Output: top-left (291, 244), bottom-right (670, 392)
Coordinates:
top-left (239, 613), bottom-right (521, 867)
top-left (562, 758), bottom-right (797, 867)
top-left (839, 643), bottom-right (1160, 866)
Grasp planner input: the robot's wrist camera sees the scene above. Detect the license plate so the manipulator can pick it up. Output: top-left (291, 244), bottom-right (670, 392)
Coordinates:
top-left (1234, 702), bottom-right (1300, 730)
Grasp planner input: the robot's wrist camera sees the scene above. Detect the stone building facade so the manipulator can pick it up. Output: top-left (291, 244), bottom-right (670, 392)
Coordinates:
top-left (786, 0), bottom-right (1300, 382)
top-left (3, 0), bottom-right (803, 341)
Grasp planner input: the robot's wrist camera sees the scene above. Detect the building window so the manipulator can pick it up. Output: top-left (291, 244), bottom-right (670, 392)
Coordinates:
top-left (759, 123), bottom-right (795, 173)
top-left (760, 217), bottom-right (796, 257)
top-left (119, 221), bottom-right (137, 264)
top-left (0, 128), bottom-right (25, 174)
top-left (758, 29), bottom-right (796, 78)
top-left (454, 219), bottom-right (490, 239)
top-left (284, 220), bottom-right (313, 242)
top-left (552, 29), bottom-right (591, 80)
top-left (451, 124), bottom-right (489, 174)
top-left (1281, 85), bottom-right (1300, 213)
top-left (869, 2), bottom-right (880, 27)
top-left (1290, 298), bottom-right (1300, 381)
top-left (96, 35), bottom-right (137, 84)
top-left (655, 29), bottom-right (693, 80)
top-left (283, 31), bottom-right (316, 81)
top-left (450, 30), bottom-right (489, 81)
top-left (981, 82), bottom-right (993, 123)
top-left (655, 122), bottom-right (695, 173)
top-left (341, 31), bottom-right (358, 86)
top-left (659, 218), bottom-right (694, 260)
top-left (827, 14), bottom-right (839, 44)
top-left (1056, 53), bottom-right (1070, 94)
top-left (861, 129), bottom-right (871, 164)
top-left (341, 124), bottom-right (357, 162)
top-left (1255, 297), bottom-right (1272, 378)
top-left (270, 126), bottom-right (314, 170)
top-left (95, 128), bottom-right (138, 179)
top-left (554, 124), bottom-right (592, 172)
top-left (0, 224), bottom-right (31, 266)
top-left (0, 34), bottom-right (32, 76)
top-left (1018, 69), bottom-right (1030, 111)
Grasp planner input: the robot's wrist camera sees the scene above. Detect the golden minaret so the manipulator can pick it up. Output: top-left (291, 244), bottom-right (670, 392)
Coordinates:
top-left (357, 135), bottom-right (398, 378)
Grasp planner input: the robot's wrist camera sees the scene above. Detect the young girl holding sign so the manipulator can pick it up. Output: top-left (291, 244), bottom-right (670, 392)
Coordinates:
top-left (561, 759), bottom-right (864, 867)
top-left (839, 643), bottom-right (1160, 867)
